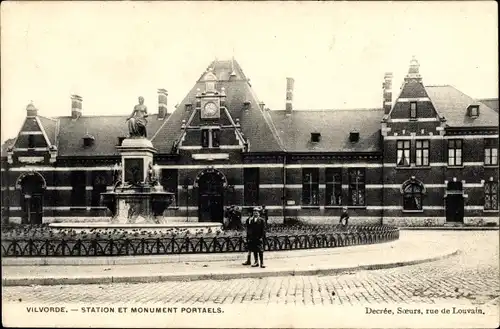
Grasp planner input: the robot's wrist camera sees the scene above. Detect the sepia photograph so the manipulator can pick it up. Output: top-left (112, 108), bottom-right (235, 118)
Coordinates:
top-left (1, 1), bottom-right (498, 328)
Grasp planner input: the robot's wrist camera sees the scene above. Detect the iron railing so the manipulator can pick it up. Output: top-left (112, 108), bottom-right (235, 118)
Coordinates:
top-left (1, 225), bottom-right (399, 257)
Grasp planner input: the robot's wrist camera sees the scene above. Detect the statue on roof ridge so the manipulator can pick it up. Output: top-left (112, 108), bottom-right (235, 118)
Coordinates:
top-left (127, 96), bottom-right (148, 138)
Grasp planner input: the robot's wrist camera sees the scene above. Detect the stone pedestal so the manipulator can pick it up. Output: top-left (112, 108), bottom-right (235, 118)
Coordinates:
top-left (117, 138), bottom-right (157, 185)
top-left (100, 137), bottom-right (175, 223)
top-left (101, 188), bottom-right (175, 224)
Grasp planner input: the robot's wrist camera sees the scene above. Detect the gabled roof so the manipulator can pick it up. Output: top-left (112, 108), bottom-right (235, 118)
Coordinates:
top-left (56, 114), bottom-right (166, 156)
top-left (478, 98), bottom-right (499, 113)
top-left (268, 109), bottom-right (384, 152)
top-left (152, 59), bottom-right (283, 153)
top-left (425, 85), bottom-right (498, 127)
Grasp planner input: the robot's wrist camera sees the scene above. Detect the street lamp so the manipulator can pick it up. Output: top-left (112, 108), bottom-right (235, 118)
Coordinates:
top-left (183, 177), bottom-right (191, 222)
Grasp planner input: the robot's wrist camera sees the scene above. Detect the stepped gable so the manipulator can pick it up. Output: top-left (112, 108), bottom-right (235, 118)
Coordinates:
top-left (151, 59), bottom-right (284, 153)
top-left (425, 85), bottom-right (498, 127)
top-left (268, 108), bottom-right (384, 152)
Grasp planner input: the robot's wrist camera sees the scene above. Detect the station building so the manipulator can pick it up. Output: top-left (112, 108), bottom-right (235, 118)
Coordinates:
top-left (1, 57), bottom-right (498, 226)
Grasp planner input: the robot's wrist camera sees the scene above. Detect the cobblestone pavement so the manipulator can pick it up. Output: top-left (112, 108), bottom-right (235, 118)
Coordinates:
top-left (2, 232), bottom-right (499, 305)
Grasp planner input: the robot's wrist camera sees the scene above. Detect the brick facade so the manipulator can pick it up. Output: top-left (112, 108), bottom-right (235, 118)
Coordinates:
top-left (1, 58), bottom-right (498, 226)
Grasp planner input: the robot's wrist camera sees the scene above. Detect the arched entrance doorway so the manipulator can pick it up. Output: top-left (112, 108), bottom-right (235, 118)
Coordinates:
top-left (195, 169), bottom-right (226, 223)
top-left (16, 172), bottom-right (46, 225)
top-left (445, 180), bottom-right (464, 223)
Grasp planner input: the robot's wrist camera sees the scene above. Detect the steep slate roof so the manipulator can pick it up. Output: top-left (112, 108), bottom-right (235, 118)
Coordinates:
top-left (152, 59), bottom-right (283, 153)
top-left (2, 59), bottom-right (497, 159)
top-left (425, 85), bottom-right (499, 127)
top-left (38, 116), bottom-right (58, 146)
top-left (479, 98), bottom-right (499, 113)
top-left (268, 109), bottom-right (384, 152)
top-left (57, 114), bottom-right (166, 156)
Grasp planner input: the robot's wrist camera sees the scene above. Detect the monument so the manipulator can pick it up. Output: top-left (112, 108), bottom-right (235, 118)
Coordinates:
top-left (49, 96), bottom-right (222, 233)
top-left (100, 96), bottom-right (174, 224)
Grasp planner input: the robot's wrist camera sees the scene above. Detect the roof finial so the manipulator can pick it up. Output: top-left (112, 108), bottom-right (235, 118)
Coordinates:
top-left (230, 48), bottom-right (237, 77)
top-left (404, 56), bottom-right (422, 83)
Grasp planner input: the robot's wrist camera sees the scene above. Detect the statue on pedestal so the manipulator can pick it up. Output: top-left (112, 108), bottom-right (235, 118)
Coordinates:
top-left (127, 96), bottom-right (148, 138)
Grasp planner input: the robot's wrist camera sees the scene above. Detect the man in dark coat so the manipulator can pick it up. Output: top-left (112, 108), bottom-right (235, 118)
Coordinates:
top-left (261, 205), bottom-right (269, 226)
top-left (340, 207), bottom-right (349, 228)
top-left (242, 207), bottom-right (266, 268)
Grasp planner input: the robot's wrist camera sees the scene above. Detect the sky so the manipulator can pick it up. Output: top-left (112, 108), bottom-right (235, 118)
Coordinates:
top-left (1, 1), bottom-right (498, 143)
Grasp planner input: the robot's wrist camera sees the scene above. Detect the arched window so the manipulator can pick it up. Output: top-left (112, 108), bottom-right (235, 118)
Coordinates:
top-left (401, 179), bottom-right (425, 211)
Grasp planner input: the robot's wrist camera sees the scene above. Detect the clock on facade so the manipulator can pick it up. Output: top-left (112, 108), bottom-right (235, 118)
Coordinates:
top-left (202, 101), bottom-right (219, 119)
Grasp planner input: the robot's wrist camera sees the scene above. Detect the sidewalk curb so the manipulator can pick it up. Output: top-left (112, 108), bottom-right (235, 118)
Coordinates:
top-left (1, 249), bottom-right (459, 287)
top-left (399, 227), bottom-right (498, 231)
top-left (1, 241), bottom-right (398, 266)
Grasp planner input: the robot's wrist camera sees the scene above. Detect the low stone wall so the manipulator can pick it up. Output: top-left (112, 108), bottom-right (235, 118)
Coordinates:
top-left (463, 217), bottom-right (499, 226)
top-left (383, 217), bottom-right (446, 227)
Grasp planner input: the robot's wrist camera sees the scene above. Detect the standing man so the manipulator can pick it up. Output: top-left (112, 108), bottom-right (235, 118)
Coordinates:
top-left (242, 207), bottom-right (266, 268)
top-left (340, 206), bottom-right (349, 227)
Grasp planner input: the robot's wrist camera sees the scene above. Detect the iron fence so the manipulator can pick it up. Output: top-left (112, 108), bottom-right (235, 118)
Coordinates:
top-left (1, 225), bottom-right (399, 257)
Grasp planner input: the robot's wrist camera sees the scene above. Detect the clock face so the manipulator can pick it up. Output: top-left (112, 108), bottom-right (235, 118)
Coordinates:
top-left (203, 102), bottom-right (218, 117)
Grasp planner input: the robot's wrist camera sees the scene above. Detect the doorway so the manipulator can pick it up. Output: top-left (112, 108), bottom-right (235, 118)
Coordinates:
top-left (445, 181), bottom-right (464, 223)
top-left (197, 171), bottom-right (225, 223)
top-left (18, 173), bottom-right (46, 225)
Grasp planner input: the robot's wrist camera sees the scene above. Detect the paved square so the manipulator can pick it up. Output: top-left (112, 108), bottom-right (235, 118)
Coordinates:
top-left (2, 231), bottom-right (499, 305)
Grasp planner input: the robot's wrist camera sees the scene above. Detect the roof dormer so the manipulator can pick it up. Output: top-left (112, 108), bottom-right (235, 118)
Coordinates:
top-left (349, 131), bottom-right (360, 143)
top-left (467, 104), bottom-right (480, 118)
top-left (82, 133), bottom-right (95, 147)
top-left (310, 132), bottom-right (321, 143)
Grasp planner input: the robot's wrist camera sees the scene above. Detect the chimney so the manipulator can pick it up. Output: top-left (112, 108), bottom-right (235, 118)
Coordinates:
top-left (158, 89), bottom-right (168, 119)
top-left (26, 102), bottom-right (38, 117)
top-left (383, 72), bottom-right (393, 114)
top-left (71, 95), bottom-right (82, 120)
top-left (285, 77), bottom-right (294, 115)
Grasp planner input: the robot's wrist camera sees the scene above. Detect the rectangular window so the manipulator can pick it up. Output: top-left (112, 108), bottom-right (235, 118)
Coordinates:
top-left (469, 106), bottom-right (479, 117)
top-left (397, 140), bottom-right (411, 166)
top-left (161, 169), bottom-right (178, 206)
top-left (201, 128), bottom-right (221, 148)
top-left (212, 129), bottom-right (220, 148)
top-left (415, 140), bottom-right (430, 166)
top-left (28, 135), bottom-right (35, 148)
top-left (410, 102), bottom-right (417, 119)
top-left (348, 168), bottom-right (365, 206)
top-left (325, 168), bottom-right (342, 206)
top-left (91, 172), bottom-right (108, 207)
top-left (484, 139), bottom-right (498, 166)
top-left (71, 171), bottom-right (87, 207)
top-left (244, 168), bottom-right (259, 206)
top-left (448, 139), bottom-right (463, 166)
top-left (201, 129), bottom-right (210, 148)
top-left (302, 168), bottom-right (319, 206)
top-left (484, 181), bottom-right (498, 210)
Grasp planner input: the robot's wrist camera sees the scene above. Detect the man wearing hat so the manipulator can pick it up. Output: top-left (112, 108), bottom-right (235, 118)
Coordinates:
top-left (242, 206), bottom-right (266, 268)
top-left (340, 206), bottom-right (349, 227)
